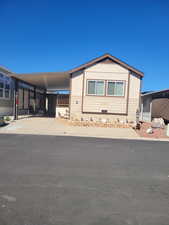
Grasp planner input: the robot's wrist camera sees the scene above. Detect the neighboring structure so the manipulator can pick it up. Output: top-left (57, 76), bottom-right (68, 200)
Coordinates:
top-left (0, 66), bottom-right (46, 120)
top-left (141, 89), bottom-right (169, 122)
top-left (1, 53), bottom-right (144, 122)
top-left (0, 66), bottom-right (14, 117)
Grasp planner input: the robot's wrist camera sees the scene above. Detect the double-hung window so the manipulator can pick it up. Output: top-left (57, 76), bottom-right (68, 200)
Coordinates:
top-left (0, 79), bottom-right (4, 98)
top-left (87, 80), bottom-right (105, 96)
top-left (107, 81), bottom-right (125, 96)
top-left (0, 73), bottom-right (11, 99)
top-left (87, 79), bottom-right (125, 97)
top-left (5, 79), bottom-right (10, 98)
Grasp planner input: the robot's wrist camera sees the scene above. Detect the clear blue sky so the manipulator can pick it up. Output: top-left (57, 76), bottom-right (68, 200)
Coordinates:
top-left (0, 0), bottom-right (169, 91)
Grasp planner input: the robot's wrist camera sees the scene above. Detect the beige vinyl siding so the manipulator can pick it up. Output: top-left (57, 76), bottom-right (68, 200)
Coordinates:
top-left (71, 70), bottom-right (83, 96)
top-left (127, 73), bottom-right (141, 120)
top-left (85, 61), bottom-right (128, 73)
top-left (70, 60), bottom-right (141, 122)
top-left (70, 70), bottom-right (83, 116)
top-left (83, 96), bottom-right (127, 113)
top-left (83, 70), bottom-right (128, 114)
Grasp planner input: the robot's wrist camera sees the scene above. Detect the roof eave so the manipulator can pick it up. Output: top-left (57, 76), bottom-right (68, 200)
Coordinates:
top-left (142, 89), bottom-right (169, 97)
top-left (0, 66), bottom-right (12, 74)
top-left (69, 53), bottom-right (144, 77)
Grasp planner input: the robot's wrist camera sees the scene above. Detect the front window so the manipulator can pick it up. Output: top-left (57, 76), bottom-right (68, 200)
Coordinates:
top-left (87, 80), bottom-right (105, 96)
top-left (5, 80), bottom-right (10, 98)
top-left (0, 80), bottom-right (4, 98)
top-left (107, 81), bottom-right (125, 96)
top-left (0, 74), bottom-right (11, 99)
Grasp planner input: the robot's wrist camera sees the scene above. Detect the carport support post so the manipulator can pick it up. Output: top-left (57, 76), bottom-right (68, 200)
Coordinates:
top-left (14, 79), bottom-right (18, 120)
top-left (34, 87), bottom-right (36, 113)
top-left (43, 90), bottom-right (47, 114)
top-left (150, 100), bottom-right (152, 122)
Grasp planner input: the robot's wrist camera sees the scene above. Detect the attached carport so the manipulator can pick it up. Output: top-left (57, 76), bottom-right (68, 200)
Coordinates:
top-left (10, 72), bottom-right (70, 119)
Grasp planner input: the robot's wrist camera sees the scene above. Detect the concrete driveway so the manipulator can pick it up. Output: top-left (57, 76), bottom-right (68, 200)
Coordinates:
top-left (0, 134), bottom-right (169, 225)
top-left (0, 117), bottom-right (139, 139)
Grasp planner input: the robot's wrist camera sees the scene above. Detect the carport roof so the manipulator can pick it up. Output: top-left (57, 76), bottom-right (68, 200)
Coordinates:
top-left (11, 72), bottom-right (70, 90)
top-left (142, 89), bottom-right (169, 97)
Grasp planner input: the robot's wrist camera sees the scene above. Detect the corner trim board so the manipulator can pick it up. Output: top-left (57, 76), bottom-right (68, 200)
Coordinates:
top-left (126, 72), bottom-right (130, 115)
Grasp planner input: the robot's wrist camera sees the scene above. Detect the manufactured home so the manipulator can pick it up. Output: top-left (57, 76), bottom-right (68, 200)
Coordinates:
top-left (1, 54), bottom-right (144, 122)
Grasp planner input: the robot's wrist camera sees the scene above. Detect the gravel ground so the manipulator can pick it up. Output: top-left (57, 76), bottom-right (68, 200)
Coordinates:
top-left (136, 122), bottom-right (169, 139)
top-left (0, 117), bottom-right (139, 139)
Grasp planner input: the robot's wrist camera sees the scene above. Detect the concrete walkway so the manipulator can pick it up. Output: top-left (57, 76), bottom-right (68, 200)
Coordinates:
top-left (0, 117), bottom-right (139, 139)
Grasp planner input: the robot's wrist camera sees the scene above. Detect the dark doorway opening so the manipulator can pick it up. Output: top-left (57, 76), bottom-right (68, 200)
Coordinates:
top-left (47, 94), bottom-right (57, 117)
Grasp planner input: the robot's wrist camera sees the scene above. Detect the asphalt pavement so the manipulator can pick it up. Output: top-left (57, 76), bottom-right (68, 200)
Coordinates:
top-left (0, 134), bottom-right (169, 225)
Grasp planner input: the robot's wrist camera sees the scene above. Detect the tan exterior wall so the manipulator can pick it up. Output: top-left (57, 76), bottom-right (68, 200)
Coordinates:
top-left (83, 68), bottom-right (128, 114)
top-left (70, 61), bottom-right (141, 122)
top-left (70, 70), bottom-right (84, 117)
top-left (128, 73), bottom-right (141, 121)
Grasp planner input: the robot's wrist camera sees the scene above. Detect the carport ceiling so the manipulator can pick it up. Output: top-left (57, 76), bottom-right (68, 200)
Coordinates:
top-left (11, 72), bottom-right (70, 90)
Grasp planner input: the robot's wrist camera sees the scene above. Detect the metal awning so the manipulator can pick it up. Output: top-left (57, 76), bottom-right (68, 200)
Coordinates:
top-left (142, 89), bottom-right (169, 99)
top-left (10, 72), bottom-right (70, 90)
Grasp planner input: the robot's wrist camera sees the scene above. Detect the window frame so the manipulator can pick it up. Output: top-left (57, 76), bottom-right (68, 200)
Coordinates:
top-left (0, 73), bottom-right (11, 100)
top-left (86, 79), bottom-right (126, 97)
top-left (0, 77), bottom-right (4, 98)
top-left (86, 79), bottom-right (105, 96)
top-left (106, 80), bottom-right (125, 97)
top-left (4, 79), bottom-right (11, 99)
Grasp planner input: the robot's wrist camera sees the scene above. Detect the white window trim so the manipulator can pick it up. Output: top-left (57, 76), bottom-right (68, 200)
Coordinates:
top-left (87, 80), bottom-right (105, 96)
top-left (0, 72), bottom-right (11, 100)
top-left (106, 80), bottom-right (125, 97)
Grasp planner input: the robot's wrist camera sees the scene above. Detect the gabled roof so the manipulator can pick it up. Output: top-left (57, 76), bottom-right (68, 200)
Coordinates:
top-left (7, 53), bottom-right (144, 90)
top-left (69, 53), bottom-right (144, 77)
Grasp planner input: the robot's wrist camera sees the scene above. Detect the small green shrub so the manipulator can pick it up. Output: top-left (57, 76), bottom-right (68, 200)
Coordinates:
top-left (5, 116), bottom-right (11, 121)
